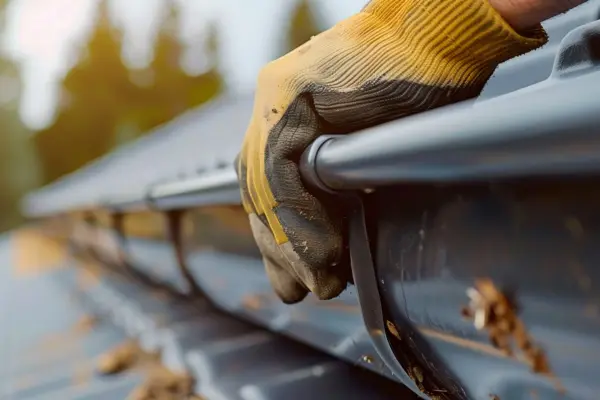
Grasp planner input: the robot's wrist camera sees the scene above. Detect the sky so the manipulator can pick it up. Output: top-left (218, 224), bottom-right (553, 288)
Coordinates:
top-left (2, 0), bottom-right (367, 130)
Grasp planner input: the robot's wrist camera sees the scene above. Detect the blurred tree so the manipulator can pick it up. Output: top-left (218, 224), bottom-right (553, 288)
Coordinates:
top-left (131, 0), bottom-right (223, 133)
top-left (130, 1), bottom-right (187, 131)
top-left (35, 0), bottom-right (223, 184)
top-left (183, 21), bottom-right (222, 111)
top-left (0, 0), bottom-right (41, 231)
top-left (34, 0), bottom-right (137, 184)
top-left (285, 0), bottom-right (322, 53)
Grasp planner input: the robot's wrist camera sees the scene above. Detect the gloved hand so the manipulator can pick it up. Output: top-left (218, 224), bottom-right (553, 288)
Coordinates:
top-left (236, 0), bottom-right (547, 304)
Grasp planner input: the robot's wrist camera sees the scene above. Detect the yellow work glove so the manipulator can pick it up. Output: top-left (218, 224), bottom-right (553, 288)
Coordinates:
top-left (237, 0), bottom-right (547, 304)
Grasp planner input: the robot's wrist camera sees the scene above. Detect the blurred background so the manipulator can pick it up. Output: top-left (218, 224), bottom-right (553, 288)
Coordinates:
top-left (0, 0), bottom-right (369, 233)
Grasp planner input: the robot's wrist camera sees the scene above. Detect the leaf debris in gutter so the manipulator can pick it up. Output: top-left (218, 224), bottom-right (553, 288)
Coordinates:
top-left (96, 339), bottom-right (201, 399)
top-left (462, 278), bottom-right (564, 394)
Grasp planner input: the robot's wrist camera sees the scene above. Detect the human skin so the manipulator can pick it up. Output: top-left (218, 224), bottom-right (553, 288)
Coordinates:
top-left (489, 0), bottom-right (586, 29)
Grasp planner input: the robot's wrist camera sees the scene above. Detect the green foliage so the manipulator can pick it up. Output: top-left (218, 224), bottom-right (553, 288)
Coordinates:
top-left (0, 2), bottom-right (42, 231)
top-left (34, 0), bottom-right (137, 183)
top-left (129, 2), bottom-right (222, 134)
top-left (34, 0), bottom-right (223, 185)
top-left (286, 0), bottom-right (322, 52)
top-left (0, 71), bottom-right (41, 231)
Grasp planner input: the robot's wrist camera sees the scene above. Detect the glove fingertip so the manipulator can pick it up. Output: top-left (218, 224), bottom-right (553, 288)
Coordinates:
top-left (312, 277), bottom-right (348, 301)
top-left (279, 289), bottom-right (309, 305)
top-left (263, 257), bottom-right (309, 304)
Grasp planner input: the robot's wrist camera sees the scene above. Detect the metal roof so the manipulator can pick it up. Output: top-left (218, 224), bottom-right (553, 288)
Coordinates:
top-left (0, 232), bottom-right (415, 399)
top-left (24, 94), bottom-right (254, 215)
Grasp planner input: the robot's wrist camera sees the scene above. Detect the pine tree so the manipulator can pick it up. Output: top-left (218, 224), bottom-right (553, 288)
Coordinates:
top-left (0, 0), bottom-right (41, 231)
top-left (132, 0), bottom-right (222, 133)
top-left (186, 21), bottom-right (222, 107)
top-left (134, 0), bottom-right (188, 130)
top-left (34, 0), bottom-right (138, 183)
top-left (285, 0), bottom-right (322, 53)
top-left (33, 0), bottom-right (224, 184)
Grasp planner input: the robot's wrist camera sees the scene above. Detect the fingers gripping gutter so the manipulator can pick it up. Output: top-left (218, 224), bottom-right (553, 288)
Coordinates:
top-left (240, 93), bottom-right (348, 303)
top-left (234, 0), bottom-right (552, 305)
top-left (249, 214), bottom-right (308, 303)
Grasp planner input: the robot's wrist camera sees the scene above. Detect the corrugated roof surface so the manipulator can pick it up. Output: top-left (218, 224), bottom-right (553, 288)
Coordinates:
top-left (0, 231), bottom-right (416, 399)
top-left (0, 232), bottom-right (143, 399)
top-left (75, 260), bottom-right (416, 399)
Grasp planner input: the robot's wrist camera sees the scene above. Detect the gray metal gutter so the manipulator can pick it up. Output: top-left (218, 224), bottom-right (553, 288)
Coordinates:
top-left (301, 64), bottom-right (600, 192)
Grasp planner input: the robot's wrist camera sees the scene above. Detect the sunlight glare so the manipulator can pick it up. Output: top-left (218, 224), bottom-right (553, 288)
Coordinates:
top-left (5, 0), bottom-right (96, 65)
